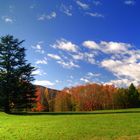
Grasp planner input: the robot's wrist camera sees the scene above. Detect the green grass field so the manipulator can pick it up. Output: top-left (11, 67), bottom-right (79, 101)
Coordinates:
top-left (1, 109), bottom-right (140, 140)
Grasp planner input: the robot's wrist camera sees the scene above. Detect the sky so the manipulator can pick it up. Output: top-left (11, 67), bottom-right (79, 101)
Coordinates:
top-left (0, 0), bottom-right (140, 90)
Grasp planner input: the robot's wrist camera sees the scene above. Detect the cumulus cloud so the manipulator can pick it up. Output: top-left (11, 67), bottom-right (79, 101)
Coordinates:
top-left (80, 78), bottom-right (90, 83)
top-left (83, 40), bottom-right (132, 54)
top-left (80, 72), bottom-right (101, 83)
top-left (2, 16), bottom-right (14, 23)
top-left (60, 4), bottom-right (72, 16)
top-left (51, 39), bottom-right (96, 66)
top-left (83, 41), bottom-right (100, 49)
top-left (71, 53), bottom-right (84, 60)
top-left (100, 41), bottom-right (131, 54)
top-left (52, 38), bottom-right (78, 52)
top-left (57, 60), bottom-right (79, 69)
top-left (38, 12), bottom-right (56, 20)
top-left (125, 50), bottom-right (140, 63)
top-left (84, 39), bottom-right (140, 87)
top-left (105, 79), bottom-right (140, 87)
top-left (71, 52), bottom-right (96, 64)
top-left (55, 80), bottom-right (61, 84)
top-left (32, 69), bottom-right (42, 75)
top-left (101, 59), bottom-right (140, 81)
top-left (47, 53), bottom-right (61, 60)
top-left (76, 1), bottom-right (89, 10)
top-left (32, 69), bottom-right (46, 76)
top-left (34, 80), bottom-right (55, 87)
top-left (35, 58), bottom-right (47, 64)
top-left (50, 39), bottom-right (140, 87)
top-left (31, 42), bottom-right (45, 54)
top-left (84, 52), bottom-right (96, 64)
top-left (87, 72), bottom-right (101, 77)
top-left (86, 12), bottom-right (104, 18)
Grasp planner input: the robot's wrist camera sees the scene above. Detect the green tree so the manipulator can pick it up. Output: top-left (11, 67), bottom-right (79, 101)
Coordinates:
top-left (127, 83), bottom-right (140, 108)
top-left (114, 88), bottom-right (129, 109)
top-left (0, 35), bottom-right (36, 113)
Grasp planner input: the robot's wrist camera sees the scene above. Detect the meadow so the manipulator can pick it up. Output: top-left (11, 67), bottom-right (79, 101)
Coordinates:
top-left (1, 109), bottom-right (140, 140)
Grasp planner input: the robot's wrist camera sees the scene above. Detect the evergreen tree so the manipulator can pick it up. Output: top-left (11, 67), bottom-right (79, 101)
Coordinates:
top-left (128, 83), bottom-right (140, 108)
top-left (0, 35), bottom-right (36, 113)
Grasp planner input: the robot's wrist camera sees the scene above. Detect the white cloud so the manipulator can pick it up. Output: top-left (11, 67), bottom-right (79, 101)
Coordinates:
top-left (80, 72), bottom-right (100, 84)
top-left (47, 53), bottom-right (61, 60)
top-left (101, 59), bottom-right (140, 82)
top-left (32, 69), bottom-right (41, 75)
top-left (34, 80), bottom-right (55, 87)
top-left (52, 38), bottom-right (78, 52)
top-left (86, 12), bottom-right (104, 18)
top-left (35, 59), bottom-right (47, 64)
top-left (84, 52), bottom-right (96, 64)
top-left (72, 53), bottom-right (84, 60)
top-left (100, 41), bottom-right (131, 54)
top-left (60, 4), bottom-right (72, 16)
top-left (76, 1), bottom-right (89, 10)
top-left (83, 40), bottom-right (131, 54)
top-left (38, 12), bottom-right (56, 20)
top-left (95, 40), bottom-right (140, 87)
top-left (55, 80), bottom-right (61, 84)
top-left (87, 72), bottom-right (101, 77)
top-left (32, 69), bottom-right (47, 76)
top-left (2, 16), bottom-right (14, 23)
top-left (124, 0), bottom-right (135, 5)
top-left (83, 41), bottom-right (100, 49)
top-left (125, 50), bottom-right (140, 63)
top-left (57, 60), bottom-right (80, 69)
top-left (31, 42), bottom-right (45, 54)
top-left (105, 79), bottom-right (140, 87)
top-left (80, 78), bottom-right (90, 83)
top-left (71, 52), bottom-right (96, 64)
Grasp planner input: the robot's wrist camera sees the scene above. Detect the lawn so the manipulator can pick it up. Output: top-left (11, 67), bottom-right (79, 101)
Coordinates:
top-left (1, 109), bottom-right (140, 140)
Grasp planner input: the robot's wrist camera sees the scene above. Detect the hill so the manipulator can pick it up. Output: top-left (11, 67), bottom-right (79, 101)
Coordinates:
top-left (33, 85), bottom-right (60, 111)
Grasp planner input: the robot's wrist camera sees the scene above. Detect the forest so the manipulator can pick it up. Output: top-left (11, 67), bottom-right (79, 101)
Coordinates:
top-left (33, 83), bottom-right (140, 112)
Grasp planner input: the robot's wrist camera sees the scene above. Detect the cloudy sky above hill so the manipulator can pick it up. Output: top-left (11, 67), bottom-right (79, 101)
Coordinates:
top-left (1, 0), bottom-right (140, 89)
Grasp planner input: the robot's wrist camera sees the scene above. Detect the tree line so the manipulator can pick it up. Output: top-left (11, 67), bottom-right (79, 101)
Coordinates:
top-left (34, 83), bottom-right (140, 112)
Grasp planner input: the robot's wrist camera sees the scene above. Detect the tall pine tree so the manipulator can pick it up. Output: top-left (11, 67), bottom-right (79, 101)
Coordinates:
top-left (128, 83), bottom-right (140, 108)
top-left (0, 35), bottom-right (36, 113)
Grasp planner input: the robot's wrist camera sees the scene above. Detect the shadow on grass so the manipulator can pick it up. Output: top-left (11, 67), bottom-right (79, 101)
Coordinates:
top-left (9, 109), bottom-right (140, 116)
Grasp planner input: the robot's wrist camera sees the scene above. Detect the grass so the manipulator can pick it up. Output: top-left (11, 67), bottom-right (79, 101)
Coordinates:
top-left (1, 108), bottom-right (140, 140)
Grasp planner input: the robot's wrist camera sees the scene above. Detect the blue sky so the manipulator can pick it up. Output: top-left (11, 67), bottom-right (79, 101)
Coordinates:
top-left (1, 0), bottom-right (140, 89)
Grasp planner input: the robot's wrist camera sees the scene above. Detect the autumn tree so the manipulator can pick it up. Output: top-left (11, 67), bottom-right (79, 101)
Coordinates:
top-left (54, 90), bottom-right (72, 112)
top-left (45, 88), bottom-right (56, 112)
top-left (0, 35), bottom-right (36, 113)
top-left (33, 86), bottom-right (47, 112)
